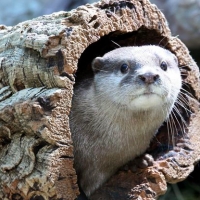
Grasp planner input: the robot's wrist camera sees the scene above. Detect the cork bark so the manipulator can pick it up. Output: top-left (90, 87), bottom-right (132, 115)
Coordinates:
top-left (0, 0), bottom-right (199, 199)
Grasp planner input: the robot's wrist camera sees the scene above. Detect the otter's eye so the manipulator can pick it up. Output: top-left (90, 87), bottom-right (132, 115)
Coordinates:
top-left (120, 64), bottom-right (129, 73)
top-left (160, 61), bottom-right (168, 71)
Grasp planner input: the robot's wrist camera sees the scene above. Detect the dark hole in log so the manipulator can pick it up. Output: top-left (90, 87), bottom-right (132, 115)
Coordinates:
top-left (93, 22), bottom-right (100, 29)
top-left (47, 49), bottom-right (64, 73)
top-left (37, 97), bottom-right (55, 111)
top-left (76, 26), bottom-right (191, 161)
top-left (13, 78), bottom-right (25, 91)
top-left (89, 15), bottom-right (98, 23)
top-left (32, 140), bottom-right (48, 156)
top-left (100, 0), bottom-right (136, 11)
top-left (77, 26), bottom-right (169, 80)
top-left (30, 195), bottom-right (45, 200)
top-left (12, 193), bottom-right (23, 200)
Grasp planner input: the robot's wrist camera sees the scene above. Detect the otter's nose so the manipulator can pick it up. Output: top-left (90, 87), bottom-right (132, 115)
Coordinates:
top-left (138, 73), bottom-right (160, 84)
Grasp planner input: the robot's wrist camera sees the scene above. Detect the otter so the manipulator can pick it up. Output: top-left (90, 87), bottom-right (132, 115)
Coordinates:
top-left (69, 45), bottom-right (182, 197)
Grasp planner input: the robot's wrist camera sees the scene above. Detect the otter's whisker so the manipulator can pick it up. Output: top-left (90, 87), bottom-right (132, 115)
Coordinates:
top-left (171, 107), bottom-right (187, 137)
top-left (111, 40), bottom-right (121, 48)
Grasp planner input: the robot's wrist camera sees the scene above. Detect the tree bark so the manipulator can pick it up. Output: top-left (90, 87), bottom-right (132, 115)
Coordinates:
top-left (0, 0), bottom-right (199, 199)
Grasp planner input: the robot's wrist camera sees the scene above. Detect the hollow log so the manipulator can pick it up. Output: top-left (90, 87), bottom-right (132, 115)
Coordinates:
top-left (0, 0), bottom-right (199, 199)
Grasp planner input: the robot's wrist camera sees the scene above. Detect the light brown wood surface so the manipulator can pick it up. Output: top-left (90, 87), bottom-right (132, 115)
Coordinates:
top-left (0, 0), bottom-right (199, 199)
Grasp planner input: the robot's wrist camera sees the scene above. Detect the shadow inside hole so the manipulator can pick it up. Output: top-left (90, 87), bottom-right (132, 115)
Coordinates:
top-left (76, 26), bottom-right (169, 82)
top-left (148, 83), bottom-right (193, 159)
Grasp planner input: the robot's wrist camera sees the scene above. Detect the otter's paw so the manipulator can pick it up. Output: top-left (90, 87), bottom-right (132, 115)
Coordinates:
top-left (122, 154), bottom-right (154, 172)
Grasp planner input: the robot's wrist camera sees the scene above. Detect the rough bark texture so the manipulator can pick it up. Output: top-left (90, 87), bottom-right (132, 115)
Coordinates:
top-left (0, 0), bottom-right (199, 199)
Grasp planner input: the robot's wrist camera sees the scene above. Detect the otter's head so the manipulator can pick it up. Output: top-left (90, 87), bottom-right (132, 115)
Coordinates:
top-left (92, 45), bottom-right (181, 113)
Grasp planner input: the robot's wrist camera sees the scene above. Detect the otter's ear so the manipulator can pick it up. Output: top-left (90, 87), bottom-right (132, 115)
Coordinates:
top-left (92, 57), bottom-right (103, 73)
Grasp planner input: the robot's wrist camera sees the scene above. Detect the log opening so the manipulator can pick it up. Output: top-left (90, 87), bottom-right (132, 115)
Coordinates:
top-left (75, 26), bottom-right (191, 162)
top-left (77, 27), bottom-right (169, 78)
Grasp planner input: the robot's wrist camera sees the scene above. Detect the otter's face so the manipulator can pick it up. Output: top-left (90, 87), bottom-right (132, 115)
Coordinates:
top-left (92, 46), bottom-right (182, 112)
